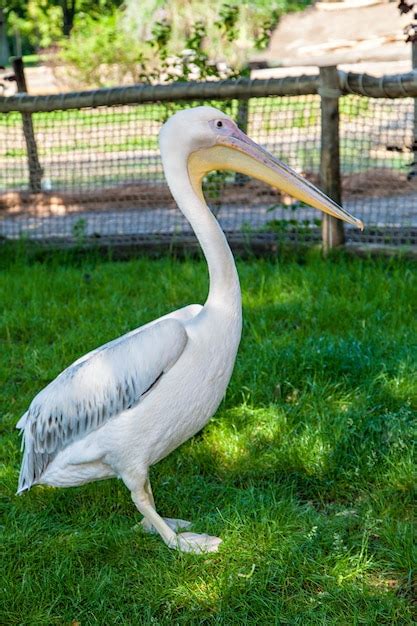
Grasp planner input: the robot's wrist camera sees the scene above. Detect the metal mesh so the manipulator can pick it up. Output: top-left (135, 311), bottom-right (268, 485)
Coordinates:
top-left (339, 95), bottom-right (417, 246)
top-left (0, 90), bottom-right (416, 249)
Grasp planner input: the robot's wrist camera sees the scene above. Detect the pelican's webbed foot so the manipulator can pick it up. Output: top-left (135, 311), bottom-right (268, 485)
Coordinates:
top-left (130, 476), bottom-right (221, 554)
top-left (169, 532), bottom-right (222, 554)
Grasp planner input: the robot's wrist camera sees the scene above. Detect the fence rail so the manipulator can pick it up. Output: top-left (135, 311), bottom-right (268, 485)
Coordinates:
top-left (1, 66), bottom-right (416, 252)
top-left (0, 76), bottom-right (318, 113)
top-left (2, 70), bottom-right (417, 115)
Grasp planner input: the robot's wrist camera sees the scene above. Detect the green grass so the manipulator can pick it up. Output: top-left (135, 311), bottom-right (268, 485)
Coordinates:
top-left (0, 248), bottom-right (416, 624)
top-left (22, 54), bottom-right (42, 67)
top-left (2, 136), bottom-right (159, 159)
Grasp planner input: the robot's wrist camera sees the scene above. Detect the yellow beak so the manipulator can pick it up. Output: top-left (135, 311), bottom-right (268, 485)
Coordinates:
top-left (189, 129), bottom-right (364, 230)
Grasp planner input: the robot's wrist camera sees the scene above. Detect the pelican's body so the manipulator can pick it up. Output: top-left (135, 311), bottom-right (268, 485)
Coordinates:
top-left (30, 300), bottom-right (240, 490)
top-left (17, 107), bottom-right (362, 553)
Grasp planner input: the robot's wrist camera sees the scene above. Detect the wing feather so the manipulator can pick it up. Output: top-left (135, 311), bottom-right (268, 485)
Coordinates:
top-left (17, 317), bottom-right (189, 492)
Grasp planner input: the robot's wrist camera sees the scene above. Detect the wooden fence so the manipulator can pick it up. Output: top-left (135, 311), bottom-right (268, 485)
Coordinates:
top-left (1, 65), bottom-right (417, 253)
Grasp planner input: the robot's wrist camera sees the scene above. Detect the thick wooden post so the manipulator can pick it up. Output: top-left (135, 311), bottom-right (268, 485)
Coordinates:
top-left (12, 56), bottom-right (42, 192)
top-left (319, 65), bottom-right (344, 252)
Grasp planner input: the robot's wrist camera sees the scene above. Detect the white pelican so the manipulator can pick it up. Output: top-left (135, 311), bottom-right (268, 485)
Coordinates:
top-left (17, 106), bottom-right (363, 553)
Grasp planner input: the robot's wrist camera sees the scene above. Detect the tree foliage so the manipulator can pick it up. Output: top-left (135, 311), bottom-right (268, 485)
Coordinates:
top-left (56, 0), bottom-right (309, 88)
top-left (3, 0), bottom-right (123, 53)
top-left (3, 0), bottom-right (310, 84)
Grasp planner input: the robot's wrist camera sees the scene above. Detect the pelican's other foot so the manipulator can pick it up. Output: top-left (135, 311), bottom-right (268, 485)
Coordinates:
top-left (169, 531), bottom-right (222, 554)
top-left (141, 517), bottom-right (192, 534)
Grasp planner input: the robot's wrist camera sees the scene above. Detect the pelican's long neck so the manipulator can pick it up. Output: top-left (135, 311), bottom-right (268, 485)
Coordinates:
top-left (162, 150), bottom-right (241, 309)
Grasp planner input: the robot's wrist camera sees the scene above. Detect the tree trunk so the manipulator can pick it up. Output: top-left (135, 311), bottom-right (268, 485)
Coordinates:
top-left (61, 0), bottom-right (76, 37)
top-left (0, 9), bottom-right (10, 66)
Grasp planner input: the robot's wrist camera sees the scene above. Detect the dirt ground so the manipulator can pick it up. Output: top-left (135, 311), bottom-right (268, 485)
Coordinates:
top-left (0, 179), bottom-right (278, 216)
top-left (0, 169), bottom-right (414, 217)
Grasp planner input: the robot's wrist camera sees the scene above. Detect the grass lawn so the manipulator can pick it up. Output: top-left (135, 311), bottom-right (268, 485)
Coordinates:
top-left (0, 248), bottom-right (415, 624)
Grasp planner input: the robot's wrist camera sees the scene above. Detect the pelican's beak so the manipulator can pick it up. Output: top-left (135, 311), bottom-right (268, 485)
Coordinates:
top-left (190, 127), bottom-right (364, 230)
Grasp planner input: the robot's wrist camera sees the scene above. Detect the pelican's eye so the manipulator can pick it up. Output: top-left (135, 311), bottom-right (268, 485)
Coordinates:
top-left (216, 120), bottom-right (223, 128)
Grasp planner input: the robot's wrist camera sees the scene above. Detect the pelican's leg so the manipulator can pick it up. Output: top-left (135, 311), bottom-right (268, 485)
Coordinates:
top-left (140, 478), bottom-right (192, 534)
top-left (130, 476), bottom-right (222, 554)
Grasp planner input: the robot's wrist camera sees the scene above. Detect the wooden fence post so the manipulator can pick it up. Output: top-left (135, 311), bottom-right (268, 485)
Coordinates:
top-left (11, 56), bottom-right (42, 192)
top-left (319, 65), bottom-right (344, 252)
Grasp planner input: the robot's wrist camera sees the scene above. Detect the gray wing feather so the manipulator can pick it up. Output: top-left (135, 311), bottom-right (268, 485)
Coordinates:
top-left (17, 317), bottom-right (189, 492)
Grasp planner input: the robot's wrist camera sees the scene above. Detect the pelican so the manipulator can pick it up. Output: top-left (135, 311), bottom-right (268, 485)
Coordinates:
top-left (17, 106), bottom-right (363, 553)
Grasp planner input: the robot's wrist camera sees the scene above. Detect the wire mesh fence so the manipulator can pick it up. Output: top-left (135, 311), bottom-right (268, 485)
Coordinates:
top-left (340, 95), bottom-right (417, 246)
top-left (0, 96), bottom-right (323, 246)
top-left (0, 72), bottom-right (416, 251)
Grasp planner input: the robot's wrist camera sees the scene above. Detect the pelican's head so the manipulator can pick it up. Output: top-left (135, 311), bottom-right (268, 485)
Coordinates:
top-left (160, 106), bottom-right (363, 230)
